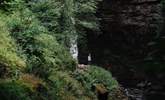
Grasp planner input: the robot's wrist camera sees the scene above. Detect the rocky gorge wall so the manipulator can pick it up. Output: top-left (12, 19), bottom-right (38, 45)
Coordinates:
top-left (78, 0), bottom-right (164, 85)
top-left (97, 0), bottom-right (162, 64)
top-left (87, 0), bottom-right (162, 71)
top-left (88, 1), bottom-right (164, 99)
top-left (76, 0), bottom-right (165, 99)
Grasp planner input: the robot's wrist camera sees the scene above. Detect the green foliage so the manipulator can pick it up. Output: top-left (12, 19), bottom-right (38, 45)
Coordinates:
top-left (0, 16), bottom-right (26, 77)
top-left (0, 0), bottom-right (13, 11)
top-left (6, 8), bottom-right (76, 78)
top-left (75, 0), bottom-right (101, 30)
top-left (7, 9), bottom-right (46, 49)
top-left (28, 0), bottom-right (75, 47)
top-left (0, 0), bottom-right (122, 100)
top-left (73, 66), bottom-right (118, 95)
top-left (28, 0), bottom-right (101, 47)
top-left (29, 33), bottom-right (76, 78)
top-left (0, 78), bottom-right (48, 100)
top-left (48, 71), bottom-right (96, 100)
top-left (29, 0), bottom-right (62, 32)
top-left (6, 9), bottom-right (49, 77)
top-left (0, 80), bottom-right (33, 100)
top-left (18, 74), bottom-right (47, 92)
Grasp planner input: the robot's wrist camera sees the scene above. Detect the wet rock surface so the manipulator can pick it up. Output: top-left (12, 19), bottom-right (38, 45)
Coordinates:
top-left (124, 88), bottom-right (144, 100)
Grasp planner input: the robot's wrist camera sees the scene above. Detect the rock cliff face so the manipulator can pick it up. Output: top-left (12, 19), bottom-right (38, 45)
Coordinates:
top-left (88, 0), bottom-right (163, 66)
top-left (77, 0), bottom-right (164, 86)
top-left (78, 1), bottom-right (165, 99)
top-left (77, 1), bottom-right (165, 99)
top-left (102, 0), bottom-right (162, 35)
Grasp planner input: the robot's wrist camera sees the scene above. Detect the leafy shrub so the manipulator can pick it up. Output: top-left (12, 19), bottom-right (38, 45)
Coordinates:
top-left (75, 0), bottom-right (101, 30)
top-left (17, 74), bottom-right (49, 100)
top-left (73, 65), bottom-right (118, 99)
top-left (28, 0), bottom-right (62, 33)
top-left (0, 75), bottom-right (48, 100)
top-left (0, 16), bottom-right (26, 77)
top-left (28, 0), bottom-right (102, 48)
top-left (0, 0), bottom-right (13, 11)
top-left (18, 74), bottom-right (46, 92)
top-left (0, 1), bottom-right (122, 100)
top-left (74, 66), bottom-right (118, 90)
top-left (7, 9), bottom-right (46, 50)
top-left (0, 80), bottom-right (33, 100)
top-left (6, 9), bottom-right (76, 78)
top-left (28, 33), bottom-right (76, 78)
top-left (48, 71), bottom-right (96, 100)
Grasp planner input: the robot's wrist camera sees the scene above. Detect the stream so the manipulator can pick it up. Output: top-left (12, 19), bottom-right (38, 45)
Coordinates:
top-left (124, 88), bottom-right (144, 100)
top-left (123, 81), bottom-right (165, 100)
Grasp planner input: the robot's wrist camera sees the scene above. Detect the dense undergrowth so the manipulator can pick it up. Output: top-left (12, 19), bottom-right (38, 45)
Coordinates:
top-left (0, 0), bottom-right (122, 100)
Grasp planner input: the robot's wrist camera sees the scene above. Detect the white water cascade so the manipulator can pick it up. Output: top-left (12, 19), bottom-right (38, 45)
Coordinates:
top-left (70, 36), bottom-right (78, 60)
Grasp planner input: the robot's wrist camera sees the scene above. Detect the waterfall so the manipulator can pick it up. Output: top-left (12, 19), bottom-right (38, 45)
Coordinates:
top-left (70, 36), bottom-right (78, 60)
